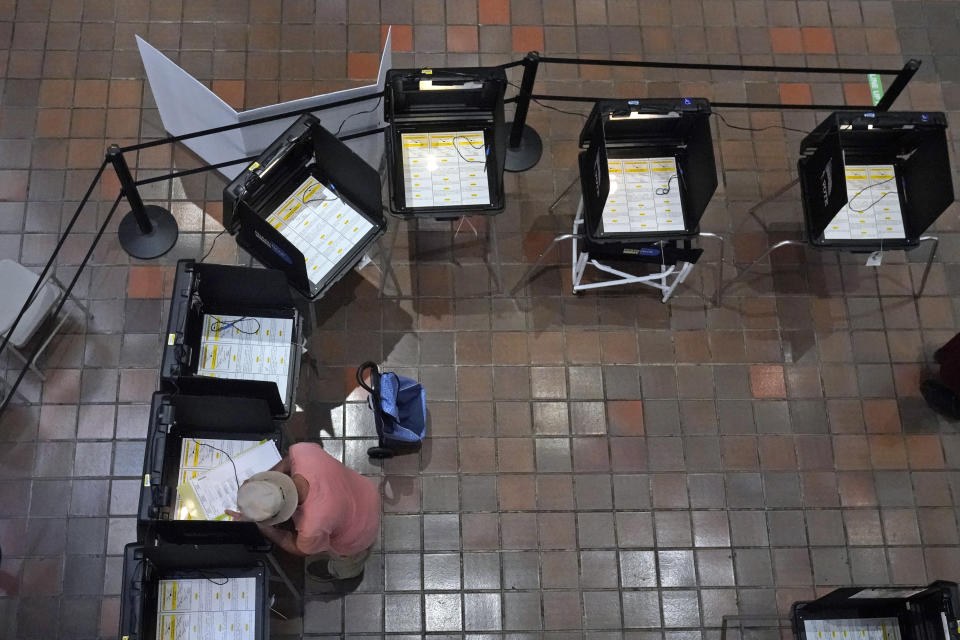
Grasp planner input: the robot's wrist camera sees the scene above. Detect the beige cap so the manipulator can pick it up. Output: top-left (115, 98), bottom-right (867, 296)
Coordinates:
top-left (235, 471), bottom-right (298, 526)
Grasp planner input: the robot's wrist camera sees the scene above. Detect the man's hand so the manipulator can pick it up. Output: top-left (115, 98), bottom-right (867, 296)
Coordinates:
top-left (225, 509), bottom-right (250, 521)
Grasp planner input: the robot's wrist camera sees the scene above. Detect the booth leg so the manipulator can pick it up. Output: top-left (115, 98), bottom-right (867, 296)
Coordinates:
top-left (719, 239), bottom-right (805, 301)
top-left (917, 235), bottom-right (939, 298)
top-left (698, 232), bottom-right (725, 307)
top-left (549, 175), bottom-right (580, 213)
top-left (488, 215), bottom-right (503, 294)
top-left (378, 221), bottom-right (401, 298)
top-left (266, 551), bottom-right (302, 611)
top-left (509, 234), bottom-right (578, 296)
top-left (742, 177), bottom-right (799, 233)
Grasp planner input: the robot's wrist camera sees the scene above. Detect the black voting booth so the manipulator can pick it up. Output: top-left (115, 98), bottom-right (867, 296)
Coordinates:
top-left (798, 111), bottom-right (953, 250)
top-left (514, 98), bottom-right (723, 302)
top-left (160, 259), bottom-right (303, 420)
top-left (792, 582), bottom-right (960, 640)
top-left (723, 110), bottom-right (953, 303)
top-left (223, 114), bottom-right (385, 300)
top-left (578, 98), bottom-right (717, 243)
top-left (137, 391), bottom-right (283, 545)
top-left (383, 66), bottom-right (508, 216)
top-left (120, 542), bottom-right (270, 640)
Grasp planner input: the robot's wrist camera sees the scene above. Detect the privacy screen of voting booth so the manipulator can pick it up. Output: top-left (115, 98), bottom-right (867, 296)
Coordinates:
top-left (120, 542), bottom-right (269, 640)
top-left (138, 391), bottom-right (284, 547)
top-left (223, 114), bottom-right (385, 300)
top-left (578, 98), bottom-right (718, 244)
top-left (160, 259), bottom-right (302, 420)
top-left (384, 66), bottom-right (507, 216)
top-left (798, 111), bottom-right (953, 250)
top-left (792, 582), bottom-right (960, 640)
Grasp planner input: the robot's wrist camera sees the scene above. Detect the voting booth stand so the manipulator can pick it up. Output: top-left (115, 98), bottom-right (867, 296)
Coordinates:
top-left (160, 259), bottom-right (304, 420)
top-left (514, 98), bottom-right (723, 303)
top-left (722, 110), bottom-right (953, 303)
top-left (382, 66), bottom-right (508, 293)
top-left (792, 581), bottom-right (960, 640)
top-left (120, 542), bottom-right (271, 640)
top-left (223, 115), bottom-right (387, 302)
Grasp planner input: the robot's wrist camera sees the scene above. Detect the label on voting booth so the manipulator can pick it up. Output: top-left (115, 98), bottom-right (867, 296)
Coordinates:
top-left (177, 440), bottom-right (281, 521)
top-left (802, 618), bottom-right (902, 640)
top-left (400, 130), bottom-right (491, 208)
top-left (156, 577), bottom-right (257, 640)
top-left (601, 156), bottom-right (686, 234)
top-left (823, 164), bottom-right (905, 242)
top-left (264, 175), bottom-right (374, 288)
top-left (173, 438), bottom-right (265, 520)
top-left (197, 314), bottom-right (293, 407)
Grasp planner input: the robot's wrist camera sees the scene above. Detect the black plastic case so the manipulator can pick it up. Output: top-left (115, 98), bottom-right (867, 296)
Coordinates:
top-left (798, 110), bottom-right (953, 250)
top-left (160, 259), bottom-right (303, 419)
top-left (137, 391), bottom-right (284, 547)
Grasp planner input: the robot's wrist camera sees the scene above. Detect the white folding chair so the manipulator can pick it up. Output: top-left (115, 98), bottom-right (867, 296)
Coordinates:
top-left (0, 259), bottom-right (92, 380)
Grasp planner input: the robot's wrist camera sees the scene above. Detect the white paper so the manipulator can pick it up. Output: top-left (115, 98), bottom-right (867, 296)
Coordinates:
top-left (196, 314), bottom-right (293, 406)
top-left (850, 588), bottom-right (925, 599)
top-left (601, 156), bottom-right (686, 234)
top-left (136, 30), bottom-right (393, 180)
top-left (401, 131), bottom-right (491, 208)
top-left (182, 440), bottom-right (281, 520)
top-left (823, 164), bottom-right (905, 241)
top-left (156, 577), bottom-right (257, 640)
top-left (265, 175), bottom-right (374, 288)
top-left (803, 618), bottom-right (901, 640)
top-left (173, 438), bottom-right (265, 521)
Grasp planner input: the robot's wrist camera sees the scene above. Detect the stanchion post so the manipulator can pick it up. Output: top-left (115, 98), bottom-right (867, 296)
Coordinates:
top-left (875, 59), bottom-right (921, 112)
top-left (504, 51), bottom-right (544, 172)
top-left (107, 144), bottom-right (179, 259)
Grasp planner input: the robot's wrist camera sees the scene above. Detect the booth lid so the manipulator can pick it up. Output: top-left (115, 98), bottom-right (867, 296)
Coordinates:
top-left (385, 66), bottom-right (507, 121)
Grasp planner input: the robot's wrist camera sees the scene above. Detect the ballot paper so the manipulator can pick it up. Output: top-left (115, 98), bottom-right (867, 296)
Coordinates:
top-left (400, 130), bottom-right (490, 208)
top-left (173, 438), bottom-right (264, 521)
top-left (196, 314), bottom-right (293, 406)
top-left (156, 577), bottom-right (257, 640)
top-left (823, 164), bottom-right (905, 241)
top-left (264, 175), bottom-right (374, 288)
top-left (601, 156), bottom-right (686, 234)
top-left (177, 440), bottom-right (281, 521)
top-left (803, 618), bottom-right (902, 640)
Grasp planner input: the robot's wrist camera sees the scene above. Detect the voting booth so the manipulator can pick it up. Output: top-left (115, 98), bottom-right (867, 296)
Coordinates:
top-left (160, 260), bottom-right (303, 420)
top-left (137, 391), bottom-right (284, 546)
top-left (792, 582), bottom-right (960, 640)
top-left (120, 542), bottom-right (270, 640)
top-left (223, 114), bottom-right (386, 300)
top-left (515, 98), bottom-right (722, 303)
top-left (383, 66), bottom-right (507, 216)
top-left (798, 111), bottom-right (953, 250)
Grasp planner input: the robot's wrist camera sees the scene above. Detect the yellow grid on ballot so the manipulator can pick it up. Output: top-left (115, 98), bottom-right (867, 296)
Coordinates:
top-left (824, 164), bottom-right (905, 240)
top-left (601, 156), bottom-right (686, 234)
top-left (156, 577), bottom-right (257, 640)
top-left (401, 131), bottom-right (491, 208)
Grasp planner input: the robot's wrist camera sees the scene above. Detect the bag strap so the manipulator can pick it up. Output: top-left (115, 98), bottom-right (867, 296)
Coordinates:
top-left (356, 361), bottom-right (379, 395)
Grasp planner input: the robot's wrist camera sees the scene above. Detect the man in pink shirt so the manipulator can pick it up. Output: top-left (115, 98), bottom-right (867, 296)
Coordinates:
top-left (226, 442), bottom-right (381, 580)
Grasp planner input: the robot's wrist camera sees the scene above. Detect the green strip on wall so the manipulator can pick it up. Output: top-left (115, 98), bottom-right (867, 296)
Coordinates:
top-left (868, 74), bottom-right (884, 105)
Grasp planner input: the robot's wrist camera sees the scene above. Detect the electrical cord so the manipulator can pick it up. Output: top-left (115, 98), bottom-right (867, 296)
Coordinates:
top-left (210, 316), bottom-right (261, 335)
top-left (507, 80), bottom-right (589, 119)
top-left (847, 175), bottom-right (896, 213)
top-left (452, 134), bottom-right (489, 172)
top-left (192, 439), bottom-right (241, 491)
top-left (713, 111), bottom-right (809, 134)
top-left (655, 175), bottom-right (678, 196)
top-left (335, 95), bottom-right (383, 137)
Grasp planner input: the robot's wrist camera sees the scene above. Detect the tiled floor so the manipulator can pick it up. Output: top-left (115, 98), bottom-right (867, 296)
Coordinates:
top-left (2, 0), bottom-right (960, 638)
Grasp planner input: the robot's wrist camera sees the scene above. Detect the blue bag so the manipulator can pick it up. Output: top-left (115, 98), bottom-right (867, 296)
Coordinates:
top-left (357, 362), bottom-right (427, 458)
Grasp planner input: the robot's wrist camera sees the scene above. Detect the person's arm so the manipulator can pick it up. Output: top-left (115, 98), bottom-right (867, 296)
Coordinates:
top-left (270, 456), bottom-right (291, 474)
top-left (256, 523), bottom-right (306, 557)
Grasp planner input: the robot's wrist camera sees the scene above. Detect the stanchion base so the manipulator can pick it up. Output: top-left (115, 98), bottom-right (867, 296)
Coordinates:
top-left (504, 124), bottom-right (543, 172)
top-left (118, 205), bottom-right (179, 259)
